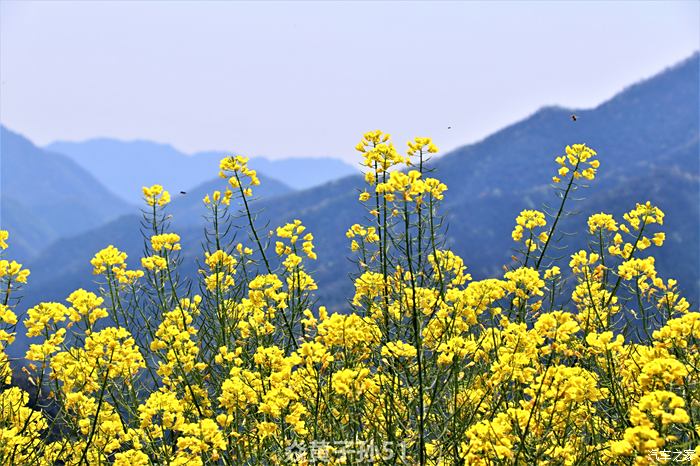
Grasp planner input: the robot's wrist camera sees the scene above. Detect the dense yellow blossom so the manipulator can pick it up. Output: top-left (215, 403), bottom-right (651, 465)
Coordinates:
top-left (219, 155), bottom-right (260, 198)
top-left (653, 312), bottom-right (700, 348)
top-left (143, 184), bottom-right (171, 206)
top-left (0, 387), bottom-right (48, 463)
top-left (0, 259), bottom-right (30, 284)
top-left (356, 130), bottom-right (405, 171)
top-left (90, 245), bottom-right (127, 274)
top-left (382, 340), bottom-right (418, 359)
top-left (504, 266), bottom-right (545, 302)
top-left (588, 212), bottom-right (618, 234)
top-left (407, 136), bottom-right (439, 157)
top-left (151, 233), bottom-right (182, 252)
top-left (569, 249), bottom-right (600, 274)
top-left (91, 245), bottom-right (143, 284)
top-left (552, 143), bottom-right (599, 183)
top-left (376, 170), bottom-right (447, 203)
top-left (428, 250), bottom-right (471, 287)
top-left (66, 289), bottom-right (108, 325)
top-left (0, 136), bottom-right (697, 466)
top-left (24, 302), bottom-right (68, 337)
top-left (141, 254), bottom-right (168, 270)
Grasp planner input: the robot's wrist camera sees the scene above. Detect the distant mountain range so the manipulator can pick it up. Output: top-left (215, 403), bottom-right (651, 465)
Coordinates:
top-left (2, 53), bottom-right (698, 354)
top-left (46, 139), bottom-right (358, 203)
top-left (0, 127), bottom-right (133, 262)
top-left (0, 128), bottom-right (298, 263)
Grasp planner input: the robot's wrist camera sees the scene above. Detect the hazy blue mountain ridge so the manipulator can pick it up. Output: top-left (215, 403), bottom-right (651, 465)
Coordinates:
top-left (0, 127), bottom-right (133, 261)
top-left (46, 139), bottom-right (357, 203)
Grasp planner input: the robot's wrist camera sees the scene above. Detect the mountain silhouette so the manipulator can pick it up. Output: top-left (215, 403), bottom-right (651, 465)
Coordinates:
top-left (0, 126), bottom-right (133, 262)
top-left (46, 139), bottom-right (357, 203)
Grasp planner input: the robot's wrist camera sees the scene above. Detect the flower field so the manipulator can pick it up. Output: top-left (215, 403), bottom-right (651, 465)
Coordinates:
top-left (0, 131), bottom-right (698, 465)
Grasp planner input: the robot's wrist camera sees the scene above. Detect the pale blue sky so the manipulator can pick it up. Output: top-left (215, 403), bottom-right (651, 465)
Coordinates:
top-left (1, 1), bottom-right (698, 162)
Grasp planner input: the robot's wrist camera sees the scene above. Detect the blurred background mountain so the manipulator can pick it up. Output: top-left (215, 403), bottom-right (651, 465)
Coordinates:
top-left (1, 53), bottom-right (698, 353)
top-left (0, 127), bottom-right (133, 261)
top-left (47, 139), bottom-right (358, 202)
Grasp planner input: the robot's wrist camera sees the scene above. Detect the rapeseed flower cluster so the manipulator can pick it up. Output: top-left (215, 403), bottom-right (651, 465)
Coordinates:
top-left (512, 209), bottom-right (548, 252)
top-left (151, 233), bottom-right (181, 252)
top-left (0, 133), bottom-right (697, 466)
top-left (551, 143), bottom-right (599, 183)
top-left (142, 184), bottom-right (171, 207)
top-left (0, 259), bottom-right (30, 285)
top-left (202, 250), bottom-right (237, 292)
top-left (202, 189), bottom-right (233, 207)
top-left (219, 155), bottom-right (259, 197)
top-left (91, 245), bottom-right (144, 285)
top-left (407, 136), bottom-right (439, 158)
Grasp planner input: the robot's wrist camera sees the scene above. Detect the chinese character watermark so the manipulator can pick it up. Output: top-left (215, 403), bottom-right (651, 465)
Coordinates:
top-left (285, 440), bottom-right (407, 463)
top-left (647, 449), bottom-right (697, 463)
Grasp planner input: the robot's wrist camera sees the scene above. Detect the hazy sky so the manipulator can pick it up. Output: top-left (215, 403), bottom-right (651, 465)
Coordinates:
top-left (1, 1), bottom-right (698, 162)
